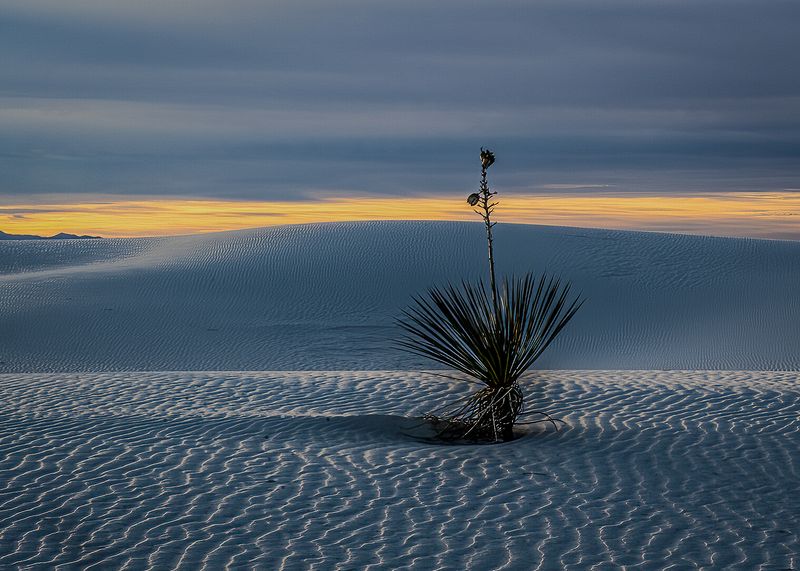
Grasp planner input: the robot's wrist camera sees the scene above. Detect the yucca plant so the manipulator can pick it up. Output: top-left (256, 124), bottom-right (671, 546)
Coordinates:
top-left (397, 148), bottom-right (583, 442)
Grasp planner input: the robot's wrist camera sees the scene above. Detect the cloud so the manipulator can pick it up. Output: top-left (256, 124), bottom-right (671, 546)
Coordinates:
top-left (1, 0), bottom-right (798, 201)
top-left (540, 184), bottom-right (615, 191)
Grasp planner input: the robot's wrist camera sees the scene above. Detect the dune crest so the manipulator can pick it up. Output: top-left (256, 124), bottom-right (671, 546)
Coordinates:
top-left (2, 221), bottom-right (799, 372)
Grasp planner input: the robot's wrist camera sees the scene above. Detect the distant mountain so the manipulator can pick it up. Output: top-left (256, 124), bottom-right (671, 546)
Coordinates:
top-left (0, 230), bottom-right (101, 240)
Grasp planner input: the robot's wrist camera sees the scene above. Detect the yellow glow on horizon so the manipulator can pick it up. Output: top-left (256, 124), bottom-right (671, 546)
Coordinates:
top-left (2, 192), bottom-right (799, 240)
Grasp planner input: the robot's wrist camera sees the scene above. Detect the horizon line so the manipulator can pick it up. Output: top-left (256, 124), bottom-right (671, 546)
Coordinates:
top-left (2, 191), bottom-right (800, 241)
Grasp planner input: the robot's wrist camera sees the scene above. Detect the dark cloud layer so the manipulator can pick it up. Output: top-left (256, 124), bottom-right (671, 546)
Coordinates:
top-left (2, 0), bottom-right (799, 200)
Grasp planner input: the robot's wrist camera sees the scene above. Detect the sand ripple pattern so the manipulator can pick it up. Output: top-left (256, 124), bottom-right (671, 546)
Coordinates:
top-left (2, 221), bottom-right (799, 372)
top-left (0, 370), bottom-right (797, 570)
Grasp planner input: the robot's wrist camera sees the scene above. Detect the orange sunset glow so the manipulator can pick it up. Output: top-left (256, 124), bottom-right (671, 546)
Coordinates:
top-left (2, 192), bottom-right (799, 240)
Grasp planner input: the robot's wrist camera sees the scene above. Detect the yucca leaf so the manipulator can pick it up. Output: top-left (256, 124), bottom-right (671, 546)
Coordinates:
top-left (397, 272), bottom-right (582, 385)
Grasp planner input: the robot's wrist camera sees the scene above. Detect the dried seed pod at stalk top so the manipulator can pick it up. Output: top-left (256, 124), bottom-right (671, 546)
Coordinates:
top-left (480, 147), bottom-right (495, 169)
top-left (467, 193), bottom-right (480, 206)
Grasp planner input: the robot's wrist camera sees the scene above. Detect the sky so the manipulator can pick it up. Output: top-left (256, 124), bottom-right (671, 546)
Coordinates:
top-left (2, 0), bottom-right (799, 237)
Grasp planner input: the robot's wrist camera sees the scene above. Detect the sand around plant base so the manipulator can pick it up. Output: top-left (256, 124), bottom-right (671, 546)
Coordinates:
top-left (1, 370), bottom-right (797, 570)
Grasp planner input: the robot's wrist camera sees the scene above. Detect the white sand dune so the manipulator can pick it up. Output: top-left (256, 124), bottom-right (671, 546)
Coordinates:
top-left (2, 222), bottom-right (799, 568)
top-left (1, 221), bottom-right (799, 372)
top-left (0, 370), bottom-right (797, 569)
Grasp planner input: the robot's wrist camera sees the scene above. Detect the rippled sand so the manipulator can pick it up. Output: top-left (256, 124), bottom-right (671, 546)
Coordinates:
top-left (2, 221), bottom-right (799, 371)
top-left (1, 370), bottom-right (797, 569)
top-left (2, 222), bottom-right (798, 568)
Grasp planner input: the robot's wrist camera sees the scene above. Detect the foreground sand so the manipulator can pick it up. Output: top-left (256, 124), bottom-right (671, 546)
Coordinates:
top-left (1, 370), bottom-right (797, 569)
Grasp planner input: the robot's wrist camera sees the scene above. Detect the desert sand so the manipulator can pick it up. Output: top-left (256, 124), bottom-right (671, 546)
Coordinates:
top-left (1, 221), bottom-right (799, 371)
top-left (1, 221), bottom-right (798, 569)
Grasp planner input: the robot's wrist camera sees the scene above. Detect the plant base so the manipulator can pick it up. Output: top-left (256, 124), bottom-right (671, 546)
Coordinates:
top-left (427, 384), bottom-right (524, 443)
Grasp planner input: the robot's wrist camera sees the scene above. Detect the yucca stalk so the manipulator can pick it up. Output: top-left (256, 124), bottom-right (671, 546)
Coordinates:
top-left (398, 148), bottom-right (584, 442)
top-left (476, 148), bottom-right (499, 310)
